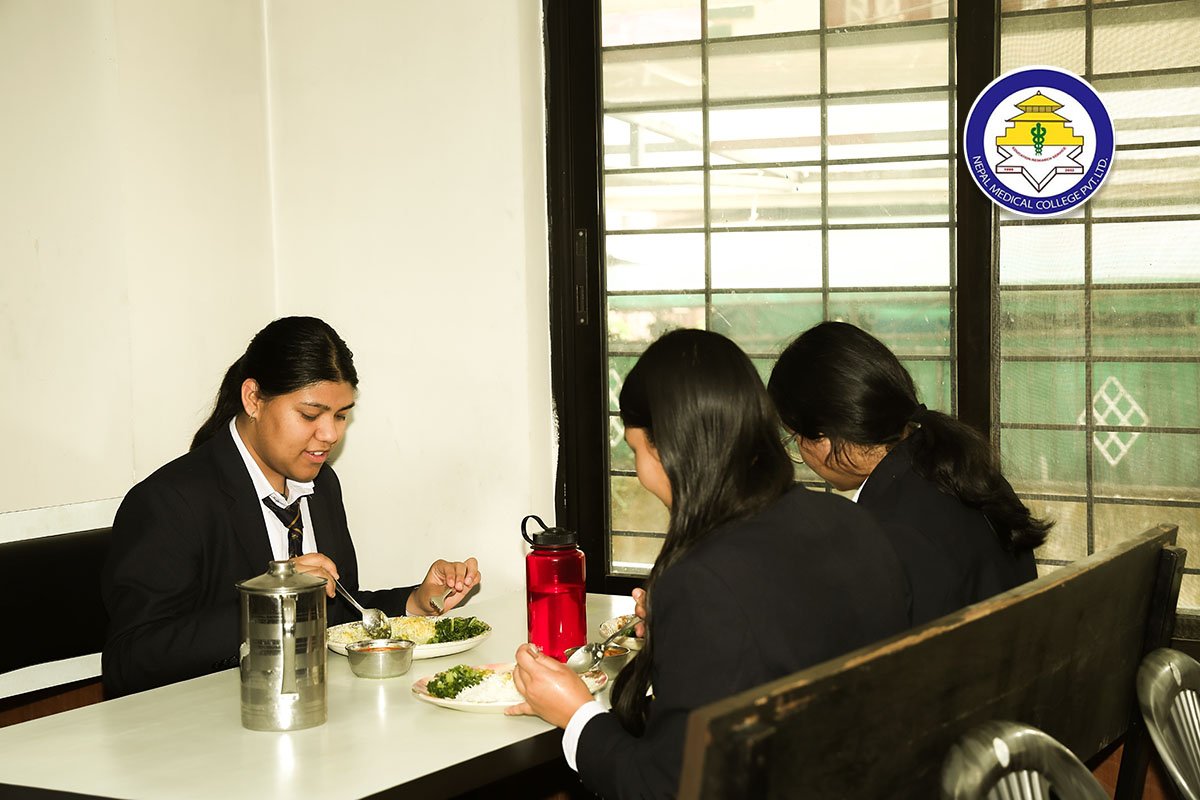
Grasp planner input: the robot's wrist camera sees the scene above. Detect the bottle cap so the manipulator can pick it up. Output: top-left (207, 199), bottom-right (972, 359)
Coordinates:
top-left (521, 514), bottom-right (579, 547)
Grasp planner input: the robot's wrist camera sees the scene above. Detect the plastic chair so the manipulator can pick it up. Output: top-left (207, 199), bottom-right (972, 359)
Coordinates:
top-left (1138, 647), bottom-right (1200, 800)
top-left (940, 720), bottom-right (1109, 800)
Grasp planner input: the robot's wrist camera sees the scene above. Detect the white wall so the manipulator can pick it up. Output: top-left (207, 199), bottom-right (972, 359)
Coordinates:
top-left (0, 1), bottom-right (554, 598)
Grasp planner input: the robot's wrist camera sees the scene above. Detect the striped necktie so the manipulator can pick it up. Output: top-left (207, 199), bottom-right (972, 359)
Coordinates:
top-left (263, 498), bottom-right (304, 558)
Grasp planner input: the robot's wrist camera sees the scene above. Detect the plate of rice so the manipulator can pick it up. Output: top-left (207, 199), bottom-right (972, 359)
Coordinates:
top-left (411, 662), bottom-right (607, 713)
top-left (600, 614), bottom-right (643, 651)
top-left (327, 615), bottom-right (491, 659)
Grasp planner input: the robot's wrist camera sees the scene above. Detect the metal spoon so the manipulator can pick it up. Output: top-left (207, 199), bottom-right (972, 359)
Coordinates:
top-left (566, 616), bottom-right (641, 674)
top-left (333, 577), bottom-right (391, 640)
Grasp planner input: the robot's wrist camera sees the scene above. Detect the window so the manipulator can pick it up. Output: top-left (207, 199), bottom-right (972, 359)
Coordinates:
top-left (546, 0), bottom-right (1200, 601)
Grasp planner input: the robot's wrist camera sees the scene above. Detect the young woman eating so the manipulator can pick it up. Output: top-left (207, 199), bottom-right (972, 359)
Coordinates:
top-left (768, 321), bottom-right (1051, 625)
top-left (102, 316), bottom-right (480, 696)
top-left (506, 328), bottom-right (910, 799)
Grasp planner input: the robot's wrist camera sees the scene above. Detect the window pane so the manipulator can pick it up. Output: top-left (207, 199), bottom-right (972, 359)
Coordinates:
top-left (606, 233), bottom-right (705, 292)
top-left (711, 230), bottom-right (823, 289)
top-left (611, 532), bottom-right (665, 575)
top-left (709, 0), bottom-right (819, 38)
top-left (602, 1), bottom-right (699, 47)
top-left (710, 167), bottom-right (821, 227)
top-left (610, 475), bottom-right (669, 533)
top-left (1000, 362), bottom-right (1085, 425)
top-left (1094, 362), bottom-right (1200, 429)
top-left (1094, 2), bottom-right (1200, 74)
top-left (827, 0), bottom-right (949, 26)
top-left (1026, 499), bottom-right (1088, 562)
top-left (1093, 433), bottom-right (1200, 500)
top-left (1000, 10), bottom-right (1085, 75)
top-left (826, 94), bottom-right (950, 160)
top-left (1092, 220), bottom-right (1200, 283)
top-left (709, 36), bottom-right (819, 101)
top-left (1096, 72), bottom-right (1200, 147)
top-left (829, 229), bottom-right (950, 287)
top-left (999, 224), bottom-right (1084, 285)
top-left (603, 111), bottom-right (704, 170)
top-left (828, 291), bottom-right (951, 355)
top-left (1001, 429), bottom-right (1088, 495)
top-left (608, 293), bottom-right (705, 351)
top-left (609, 417), bottom-right (633, 469)
top-left (608, 358), bottom-right (639, 413)
top-left (827, 24), bottom-right (949, 94)
top-left (827, 160), bottom-right (950, 224)
top-left (1092, 288), bottom-right (1200, 357)
top-left (602, 45), bottom-right (702, 106)
top-left (904, 359), bottom-right (952, 413)
top-left (1000, 290), bottom-right (1086, 357)
top-left (1091, 147), bottom-right (1200, 218)
top-left (604, 170), bottom-right (705, 231)
top-left (710, 291), bottom-right (823, 355)
top-left (709, 103), bottom-right (821, 164)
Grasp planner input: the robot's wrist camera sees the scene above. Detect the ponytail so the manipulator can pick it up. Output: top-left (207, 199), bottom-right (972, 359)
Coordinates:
top-left (190, 358), bottom-right (247, 450)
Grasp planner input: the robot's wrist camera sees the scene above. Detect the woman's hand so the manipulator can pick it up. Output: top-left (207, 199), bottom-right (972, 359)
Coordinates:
top-left (291, 552), bottom-right (340, 598)
top-left (505, 643), bottom-right (593, 728)
top-left (406, 557), bottom-right (481, 616)
top-left (632, 587), bottom-right (647, 637)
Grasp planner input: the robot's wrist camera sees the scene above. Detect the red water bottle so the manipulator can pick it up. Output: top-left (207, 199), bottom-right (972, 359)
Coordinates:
top-left (522, 514), bottom-right (586, 662)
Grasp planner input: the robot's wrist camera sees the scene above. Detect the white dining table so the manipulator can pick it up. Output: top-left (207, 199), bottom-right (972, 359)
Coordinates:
top-left (0, 590), bottom-right (634, 800)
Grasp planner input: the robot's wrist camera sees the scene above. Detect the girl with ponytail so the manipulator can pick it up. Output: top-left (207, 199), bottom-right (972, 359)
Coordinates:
top-left (768, 321), bottom-right (1051, 625)
top-left (506, 329), bottom-right (909, 798)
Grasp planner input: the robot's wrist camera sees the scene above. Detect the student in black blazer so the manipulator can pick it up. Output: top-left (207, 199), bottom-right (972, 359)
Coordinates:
top-left (102, 317), bottom-right (480, 697)
top-left (505, 329), bottom-right (911, 799)
top-left (768, 321), bottom-right (1051, 626)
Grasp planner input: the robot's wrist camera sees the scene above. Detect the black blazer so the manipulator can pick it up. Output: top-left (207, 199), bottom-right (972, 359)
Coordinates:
top-left (101, 425), bottom-right (413, 697)
top-left (857, 440), bottom-right (1037, 626)
top-left (576, 486), bottom-right (911, 799)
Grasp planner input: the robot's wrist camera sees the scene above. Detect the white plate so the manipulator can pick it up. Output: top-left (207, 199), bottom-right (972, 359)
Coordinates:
top-left (600, 614), bottom-right (643, 651)
top-left (327, 617), bottom-right (491, 659)
top-left (411, 662), bottom-right (607, 714)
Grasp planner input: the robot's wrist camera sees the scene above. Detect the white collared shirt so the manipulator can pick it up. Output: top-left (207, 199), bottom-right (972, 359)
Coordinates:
top-left (851, 472), bottom-right (870, 503)
top-left (229, 417), bottom-right (318, 560)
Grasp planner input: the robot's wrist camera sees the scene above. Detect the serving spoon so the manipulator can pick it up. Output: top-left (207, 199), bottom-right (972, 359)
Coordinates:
top-left (565, 616), bottom-right (641, 674)
top-left (333, 577), bottom-right (391, 640)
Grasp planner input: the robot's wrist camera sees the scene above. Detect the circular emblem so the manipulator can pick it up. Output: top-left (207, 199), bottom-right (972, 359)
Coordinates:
top-left (963, 66), bottom-right (1114, 217)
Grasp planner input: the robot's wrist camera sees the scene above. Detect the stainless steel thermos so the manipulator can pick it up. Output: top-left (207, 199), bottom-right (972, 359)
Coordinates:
top-left (236, 560), bottom-right (328, 731)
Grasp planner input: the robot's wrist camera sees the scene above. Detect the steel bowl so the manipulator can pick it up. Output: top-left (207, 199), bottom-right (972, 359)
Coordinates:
top-left (346, 638), bottom-right (415, 679)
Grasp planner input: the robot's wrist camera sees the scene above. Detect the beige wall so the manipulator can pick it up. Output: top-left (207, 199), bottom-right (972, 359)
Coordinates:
top-left (0, 0), bottom-right (553, 597)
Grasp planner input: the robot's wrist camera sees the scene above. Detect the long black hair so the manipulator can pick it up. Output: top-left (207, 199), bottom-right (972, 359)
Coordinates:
top-left (767, 321), bottom-right (1050, 551)
top-left (611, 329), bottom-right (794, 735)
top-left (190, 316), bottom-right (358, 450)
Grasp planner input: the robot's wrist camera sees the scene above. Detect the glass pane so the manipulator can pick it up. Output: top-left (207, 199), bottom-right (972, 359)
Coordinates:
top-left (828, 228), bottom-right (951, 287)
top-left (708, 0), bottom-right (819, 38)
top-left (1000, 362), bottom-right (1085, 425)
top-left (710, 291), bottom-right (823, 355)
top-left (603, 111), bottom-right (704, 170)
top-left (903, 358), bottom-right (952, 413)
top-left (1091, 147), bottom-right (1200, 218)
top-left (708, 36), bottom-right (819, 101)
top-left (999, 290), bottom-right (1085, 357)
top-left (827, 0), bottom-right (949, 26)
top-left (601, 0), bottom-right (700, 47)
top-left (711, 230), bottom-right (823, 289)
top-left (611, 532), bottom-right (663, 575)
top-left (606, 233), bottom-right (705, 292)
top-left (827, 160), bottom-right (950, 225)
top-left (607, 293), bottom-right (705, 351)
top-left (1000, 10), bottom-right (1085, 75)
top-left (1094, 362), bottom-right (1200, 429)
top-left (711, 168), bottom-right (821, 227)
top-left (828, 291), bottom-right (951, 355)
top-left (609, 416), bottom-right (634, 470)
top-left (826, 93), bottom-right (950, 160)
top-left (709, 103), bottom-right (821, 164)
top-left (1093, 433), bottom-right (1200, 501)
top-left (999, 223), bottom-right (1085, 284)
top-left (1092, 221), bottom-right (1200, 284)
top-left (604, 170), bottom-right (705, 231)
top-left (1096, 72), bottom-right (1200, 147)
top-left (602, 45), bottom-right (702, 106)
top-left (610, 475), bottom-right (670, 533)
top-left (827, 24), bottom-right (949, 94)
top-left (1094, 3), bottom-right (1200, 74)
top-left (1002, 1), bottom-right (1084, 10)
top-left (1001, 429), bottom-right (1087, 495)
top-left (608, 357), bottom-right (639, 413)
top-left (1025, 498), bottom-right (1088, 562)
top-left (1181, 574), bottom-right (1200, 611)
top-left (1092, 288), bottom-right (1200, 357)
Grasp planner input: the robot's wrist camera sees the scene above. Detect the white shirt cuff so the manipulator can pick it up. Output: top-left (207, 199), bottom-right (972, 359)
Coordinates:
top-left (561, 700), bottom-right (608, 772)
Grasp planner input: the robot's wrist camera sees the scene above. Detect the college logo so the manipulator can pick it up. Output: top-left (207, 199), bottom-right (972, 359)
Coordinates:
top-left (963, 67), bottom-right (1114, 217)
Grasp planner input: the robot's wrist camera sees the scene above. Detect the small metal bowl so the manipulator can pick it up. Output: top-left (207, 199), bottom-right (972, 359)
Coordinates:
top-left (598, 644), bottom-right (630, 681)
top-left (346, 638), bottom-right (414, 679)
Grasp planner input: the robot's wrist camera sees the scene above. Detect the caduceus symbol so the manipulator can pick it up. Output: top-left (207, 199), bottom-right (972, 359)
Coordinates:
top-left (1031, 122), bottom-right (1047, 155)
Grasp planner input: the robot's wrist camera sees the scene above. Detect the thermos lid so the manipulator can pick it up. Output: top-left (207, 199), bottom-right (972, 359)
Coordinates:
top-left (522, 514), bottom-right (579, 547)
top-left (237, 560), bottom-right (328, 595)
